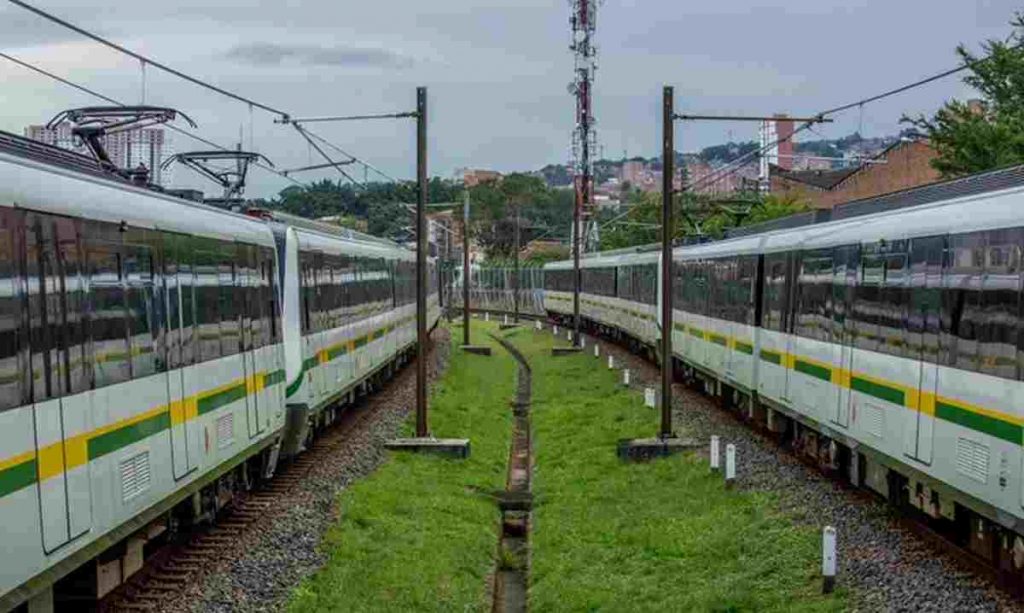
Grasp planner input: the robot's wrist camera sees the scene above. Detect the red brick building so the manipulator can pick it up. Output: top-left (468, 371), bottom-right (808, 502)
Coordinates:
top-left (771, 139), bottom-right (939, 209)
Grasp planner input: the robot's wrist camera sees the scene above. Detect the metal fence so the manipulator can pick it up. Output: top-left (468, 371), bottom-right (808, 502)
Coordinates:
top-left (448, 266), bottom-right (546, 316)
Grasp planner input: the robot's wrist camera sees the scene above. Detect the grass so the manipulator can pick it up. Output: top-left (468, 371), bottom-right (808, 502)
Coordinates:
top-left (288, 320), bottom-right (514, 612)
top-left (509, 327), bottom-right (848, 612)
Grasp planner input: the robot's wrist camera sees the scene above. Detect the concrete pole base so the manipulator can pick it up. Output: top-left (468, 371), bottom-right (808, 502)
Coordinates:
top-left (385, 438), bottom-right (471, 458)
top-left (551, 347), bottom-right (583, 356)
top-left (499, 323), bottom-right (521, 330)
top-left (461, 345), bottom-right (493, 356)
top-left (617, 437), bottom-right (699, 461)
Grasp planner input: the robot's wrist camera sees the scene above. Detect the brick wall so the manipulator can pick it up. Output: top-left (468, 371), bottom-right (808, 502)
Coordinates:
top-left (815, 141), bottom-right (939, 208)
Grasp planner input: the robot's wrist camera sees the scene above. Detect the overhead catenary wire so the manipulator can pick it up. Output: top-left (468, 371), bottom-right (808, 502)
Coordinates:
top-left (0, 50), bottom-right (303, 187)
top-left (7, 0), bottom-right (406, 187)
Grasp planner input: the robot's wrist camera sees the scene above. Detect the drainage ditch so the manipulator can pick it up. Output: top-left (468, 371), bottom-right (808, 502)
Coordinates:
top-left (490, 333), bottom-right (532, 613)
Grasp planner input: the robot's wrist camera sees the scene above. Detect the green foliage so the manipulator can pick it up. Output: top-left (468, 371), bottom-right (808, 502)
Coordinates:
top-left (468, 174), bottom-right (572, 261)
top-left (510, 331), bottom-right (847, 612)
top-left (599, 191), bottom-right (810, 251)
top-left (287, 323), bottom-right (515, 612)
top-left (904, 13), bottom-right (1024, 177)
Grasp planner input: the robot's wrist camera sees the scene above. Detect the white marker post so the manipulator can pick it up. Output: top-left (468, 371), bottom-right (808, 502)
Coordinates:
top-left (485, 312), bottom-right (490, 322)
top-left (725, 443), bottom-right (736, 488)
top-left (607, 355), bottom-right (615, 369)
top-left (503, 314), bottom-right (508, 325)
top-left (644, 387), bottom-right (656, 408)
top-left (822, 526), bottom-right (837, 594)
top-left (535, 320), bottom-right (542, 331)
top-left (594, 344), bottom-right (600, 358)
top-left (580, 336), bottom-right (586, 348)
top-left (710, 435), bottom-right (720, 472)
top-left (554, 325), bottom-right (559, 336)
top-left (622, 369), bottom-right (630, 386)
top-left (566, 329), bottom-right (572, 341)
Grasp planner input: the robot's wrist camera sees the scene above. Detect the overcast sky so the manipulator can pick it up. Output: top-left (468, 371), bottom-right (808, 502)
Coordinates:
top-left (0, 0), bottom-right (1018, 197)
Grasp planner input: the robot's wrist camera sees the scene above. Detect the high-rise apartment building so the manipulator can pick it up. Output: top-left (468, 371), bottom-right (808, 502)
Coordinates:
top-left (23, 124), bottom-right (172, 185)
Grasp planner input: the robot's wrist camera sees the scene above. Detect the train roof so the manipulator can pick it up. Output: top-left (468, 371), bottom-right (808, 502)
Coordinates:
top-left (0, 134), bottom-right (276, 248)
top-left (544, 249), bottom-right (658, 270)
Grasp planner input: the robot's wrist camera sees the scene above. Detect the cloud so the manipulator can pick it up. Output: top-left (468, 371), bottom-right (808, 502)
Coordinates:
top-left (224, 42), bottom-right (412, 69)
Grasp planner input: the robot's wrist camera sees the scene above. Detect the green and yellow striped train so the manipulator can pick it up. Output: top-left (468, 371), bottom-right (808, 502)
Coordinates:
top-left (0, 130), bottom-right (438, 611)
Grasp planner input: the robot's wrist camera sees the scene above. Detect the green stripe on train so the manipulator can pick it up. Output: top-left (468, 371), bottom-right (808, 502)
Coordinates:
top-left (88, 411), bottom-right (171, 460)
top-left (734, 341), bottom-right (754, 355)
top-left (264, 369), bottom-right (287, 387)
top-left (851, 376), bottom-right (905, 406)
top-left (759, 349), bottom-right (782, 365)
top-left (936, 400), bottom-right (1022, 445)
top-left (0, 459), bottom-right (37, 497)
top-left (198, 384), bottom-right (248, 416)
top-left (794, 359), bottom-right (831, 382)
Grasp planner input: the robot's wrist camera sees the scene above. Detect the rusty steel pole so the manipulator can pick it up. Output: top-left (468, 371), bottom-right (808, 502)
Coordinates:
top-left (415, 86), bottom-right (428, 438)
top-left (462, 188), bottom-right (471, 346)
top-left (660, 85), bottom-right (675, 438)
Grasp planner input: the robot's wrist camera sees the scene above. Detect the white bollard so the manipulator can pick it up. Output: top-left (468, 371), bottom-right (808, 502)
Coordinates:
top-left (607, 355), bottom-right (615, 369)
top-left (503, 314), bottom-right (508, 325)
top-left (822, 526), bottom-right (837, 593)
top-left (710, 435), bottom-right (720, 472)
top-left (725, 444), bottom-right (736, 488)
top-left (580, 336), bottom-right (586, 348)
top-left (644, 387), bottom-right (656, 408)
top-left (567, 329), bottom-right (572, 341)
top-left (594, 344), bottom-right (600, 358)
top-left (622, 369), bottom-right (631, 386)
top-left (554, 325), bottom-right (558, 336)
top-left (485, 312), bottom-right (490, 322)
top-left (535, 320), bottom-right (542, 331)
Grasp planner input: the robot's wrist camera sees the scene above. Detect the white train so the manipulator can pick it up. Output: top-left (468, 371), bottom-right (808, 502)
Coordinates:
top-left (0, 132), bottom-right (438, 611)
top-left (546, 166), bottom-right (1024, 577)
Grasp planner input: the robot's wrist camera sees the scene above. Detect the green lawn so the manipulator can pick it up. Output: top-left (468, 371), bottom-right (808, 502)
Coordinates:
top-left (288, 320), bottom-right (514, 612)
top-left (509, 327), bottom-right (847, 612)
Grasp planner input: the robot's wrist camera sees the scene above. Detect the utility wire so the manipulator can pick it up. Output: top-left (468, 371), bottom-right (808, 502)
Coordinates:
top-left (302, 129), bottom-right (402, 183)
top-left (7, 0), bottom-right (401, 189)
top-left (8, 0), bottom-right (289, 118)
top-left (0, 50), bottom-right (302, 187)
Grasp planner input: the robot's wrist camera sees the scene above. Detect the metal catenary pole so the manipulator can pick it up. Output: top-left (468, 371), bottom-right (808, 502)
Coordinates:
top-left (415, 86), bottom-right (429, 438)
top-left (463, 188), bottom-right (471, 346)
top-left (660, 85), bottom-right (675, 438)
top-left (513, 202), bottom-right (521, 323)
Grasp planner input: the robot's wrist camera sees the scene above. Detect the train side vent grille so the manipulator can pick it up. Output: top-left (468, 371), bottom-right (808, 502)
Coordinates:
top-left (956, 437), bottom-right (989, 484)
top-left (217, 413), bottom-right (234, 449)
top-left (862, 402), bottom-right (884, 438)
top-left (120, 451), bottom-right (151, 502)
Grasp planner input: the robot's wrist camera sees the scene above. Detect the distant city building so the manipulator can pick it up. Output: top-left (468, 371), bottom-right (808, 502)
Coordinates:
top-left (460, 168), bottom-right (502, 187)
top-left (24, 123), bottom-right (172, 185)
top-left (770, 139), bottom-right (939, 209)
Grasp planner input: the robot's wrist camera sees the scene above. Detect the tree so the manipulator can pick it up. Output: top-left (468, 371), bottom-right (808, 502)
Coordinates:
top-left (903, 13), bottom-right (1024, 177)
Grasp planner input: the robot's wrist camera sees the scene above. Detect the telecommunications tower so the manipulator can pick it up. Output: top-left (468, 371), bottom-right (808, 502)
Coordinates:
top-left (569, 0), bottom-right (599, 254)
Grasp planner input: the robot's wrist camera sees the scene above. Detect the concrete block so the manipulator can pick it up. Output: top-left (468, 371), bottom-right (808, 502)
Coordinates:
top-left (96, 558), bottom-right (122, 599)
top-left (385, 437), bottom-right (471, 458)
top-left (123, 536), bottom-right (145, 578)
top-left (551, 346), bottom-right (582, 356)
top-left (617, 437), bottom-right (699, 461)
top-left (461, 345), bottom-right (493, 356)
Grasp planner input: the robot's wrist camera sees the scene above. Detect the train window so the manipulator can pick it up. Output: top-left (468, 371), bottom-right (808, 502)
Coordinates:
top-left (762, 253), bottom-right (789, 332)
top-left (179, 242), bottom-right (197, 367)
top-left (795, 250), bottom-right (832, 343)
top-left (978, 230), bottom-right (1022, 380)
top-left (195, 247), bottom-right (222, 362)
top-left (219, 245), bottom-right (240, 355)
top-left (54, 218), bottom-right (89, 395)
top-left (944, 232), bottom-right (984, 372)
top-left (263, 250), bottom-right (278, 345)
top-left (907, 236), bottom-right (944, 363)
top-left (88, 239), bottom-right (131, 388)
top-left (854, 246), bottom-right (884, 353)
top-left (0, 211), bottom-right (22, 410)
top-left (583, 266), bottom-right (616, 297)
top-left (124, 242), bottom-right (158, 378)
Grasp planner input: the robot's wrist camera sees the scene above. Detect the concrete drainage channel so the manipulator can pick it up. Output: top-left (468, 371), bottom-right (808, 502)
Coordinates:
top-left (490, 333), bottom-right (532, 613)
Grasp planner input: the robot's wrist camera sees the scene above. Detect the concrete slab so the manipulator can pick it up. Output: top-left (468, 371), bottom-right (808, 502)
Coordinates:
top-left (617, 437), bottom-right (700, 461)
top-left (460, 345), bottom-right (493, 356)
top-left (551, 346), bottom-right (583, 356)
top-left (499, 323), bottom-right (522, 330)
top-left (385, 438), bottom-right (471, 458)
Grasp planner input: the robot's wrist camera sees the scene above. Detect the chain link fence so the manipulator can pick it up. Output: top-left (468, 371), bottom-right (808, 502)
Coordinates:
top-left (448, 266), bottom-right (546, 316)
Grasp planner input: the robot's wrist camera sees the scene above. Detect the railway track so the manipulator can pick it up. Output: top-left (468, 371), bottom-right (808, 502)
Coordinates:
top-left (99, 365), bottom-right (400, 613)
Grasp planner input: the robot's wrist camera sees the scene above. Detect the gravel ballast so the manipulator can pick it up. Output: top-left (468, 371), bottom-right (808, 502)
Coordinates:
top-left (155, 329), bottom-right (452, 613)
top-left (584, 329), bottom-right (1015, 613)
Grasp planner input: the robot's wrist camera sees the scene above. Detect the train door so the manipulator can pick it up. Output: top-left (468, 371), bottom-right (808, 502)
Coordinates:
top-left (782, 253), bottom-right (799, 404)
top-left (905, 236), bottom-right (943, 464)
top-left (832, 245), bottom-right (859, 428)
top-left (239, 246), bottom-right (264, 439)
top-left (29, 214), bottom-right (92, 552)
top-left (166, 238), bottom-right (198, 479)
